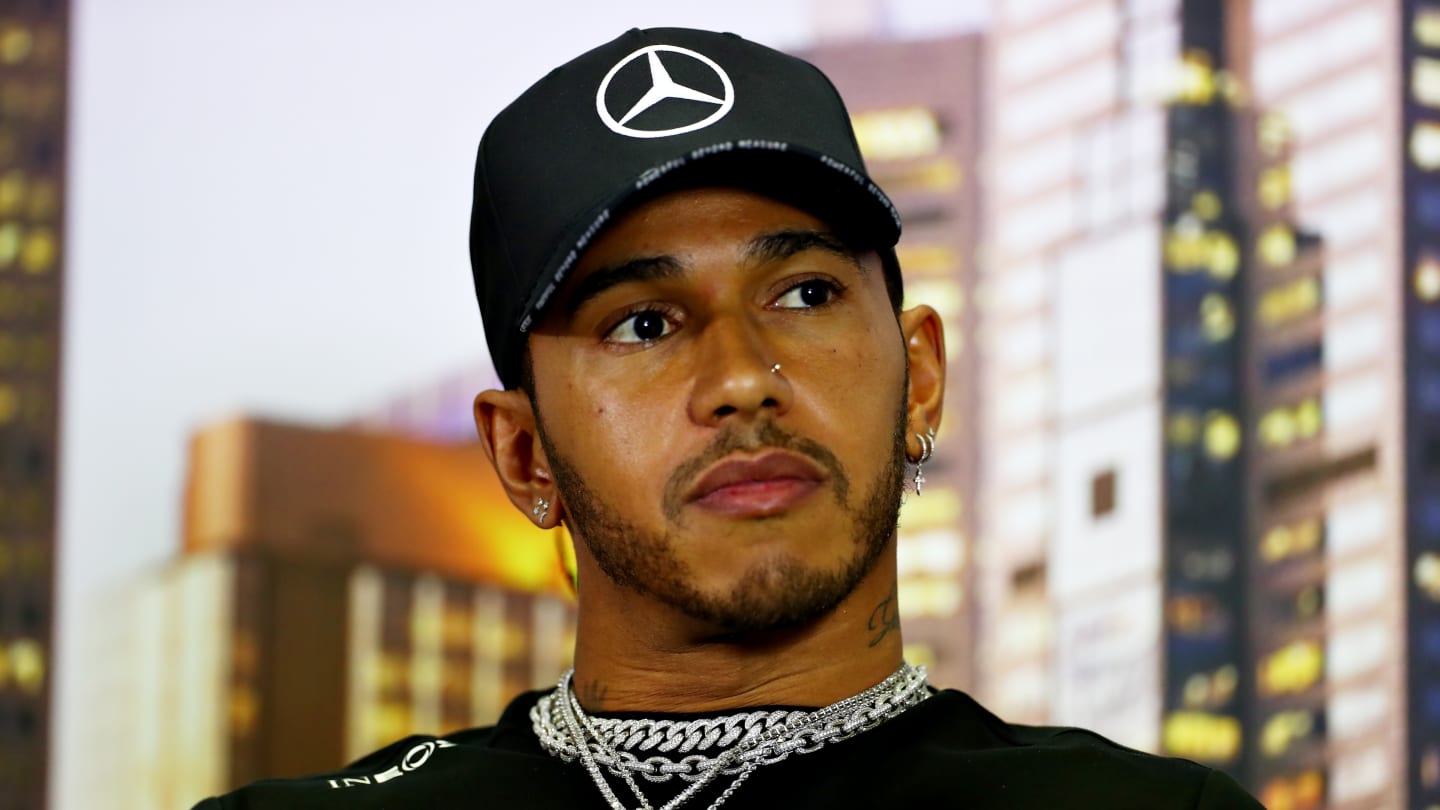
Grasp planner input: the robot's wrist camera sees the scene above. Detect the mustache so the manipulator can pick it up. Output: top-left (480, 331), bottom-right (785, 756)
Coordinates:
top-left (661, 421), bottom-right (851, 522)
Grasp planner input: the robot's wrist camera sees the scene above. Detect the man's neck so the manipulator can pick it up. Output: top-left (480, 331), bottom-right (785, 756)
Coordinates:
top-left (567, 564), bottom-right (905, 714)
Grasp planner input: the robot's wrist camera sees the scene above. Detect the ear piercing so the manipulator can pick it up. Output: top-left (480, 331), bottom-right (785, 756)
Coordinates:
top-left (533, 497), bottom-right (550, 524)
top-left (771, 363), bottom-right (782, 374)
top-left (913, 429), bottom-right (936, 495)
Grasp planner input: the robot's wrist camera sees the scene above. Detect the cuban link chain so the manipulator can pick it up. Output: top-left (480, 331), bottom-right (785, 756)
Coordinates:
top-left (531, 662), bottom-right (930, 810)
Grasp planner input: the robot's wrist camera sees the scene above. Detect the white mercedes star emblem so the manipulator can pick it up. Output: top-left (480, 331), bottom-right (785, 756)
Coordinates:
top-left (596, 45), bottom-right (735, 139)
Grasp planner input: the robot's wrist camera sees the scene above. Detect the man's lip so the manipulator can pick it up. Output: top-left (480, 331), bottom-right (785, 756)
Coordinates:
top-left (686, 451), bottom-right (827, 503)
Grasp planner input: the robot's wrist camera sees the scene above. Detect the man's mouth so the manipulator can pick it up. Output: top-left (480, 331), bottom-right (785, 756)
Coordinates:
top-left (686, 451), bottom-right (827, 517)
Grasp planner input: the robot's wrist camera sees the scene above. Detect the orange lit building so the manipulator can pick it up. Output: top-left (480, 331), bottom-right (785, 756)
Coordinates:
top-left (0, 4), bottom-right (68, 809)
top-left (86, 418), bottom-right (575, 809)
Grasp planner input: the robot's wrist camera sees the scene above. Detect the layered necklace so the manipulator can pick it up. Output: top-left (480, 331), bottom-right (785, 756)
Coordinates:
top-left (531, 662), bottom-right (930, 810)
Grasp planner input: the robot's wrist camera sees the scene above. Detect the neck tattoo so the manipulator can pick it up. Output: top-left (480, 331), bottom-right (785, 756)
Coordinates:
top-left (530, 662), bottom-right (931, 810)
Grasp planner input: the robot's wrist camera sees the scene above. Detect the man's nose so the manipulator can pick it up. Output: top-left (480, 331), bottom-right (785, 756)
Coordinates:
top-left (687, 314), bottom-right (792, 426)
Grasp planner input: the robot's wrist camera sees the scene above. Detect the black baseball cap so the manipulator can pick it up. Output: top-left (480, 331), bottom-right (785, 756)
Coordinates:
top-left (470, 27), bottom-right (903, 389)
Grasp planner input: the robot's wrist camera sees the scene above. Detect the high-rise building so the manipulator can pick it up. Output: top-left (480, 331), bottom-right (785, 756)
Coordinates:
top-left (0, 3), bottom-right (68, 808)
top-left (1158, 5), bottom-right (1334, 806)
top-left (83, 418), bottom-right (575, 809)
top-left (981, 1), bottom-right (1433, 806)
top-left (1398, 5), bottom-right (1440, 808)
top-left (976, 0), bottom-right (1181, 743)
top-left (1241, 2), bottom-right (1407, 807)
top-left (801, 32), bottom-right (985, 689)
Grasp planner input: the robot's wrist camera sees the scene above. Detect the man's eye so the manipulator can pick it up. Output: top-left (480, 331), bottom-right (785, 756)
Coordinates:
top-left (606, 309), bottom-right (674, 344)
top-left (775, 279), bottom-right (839, 309)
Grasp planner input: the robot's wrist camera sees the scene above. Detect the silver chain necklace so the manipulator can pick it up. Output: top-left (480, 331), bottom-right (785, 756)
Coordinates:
top-left (531, 663), bottom-right (930, 810)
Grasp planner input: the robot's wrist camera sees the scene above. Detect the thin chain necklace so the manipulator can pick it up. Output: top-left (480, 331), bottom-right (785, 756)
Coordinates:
top-left (533, 662), bottom-right (930, 810)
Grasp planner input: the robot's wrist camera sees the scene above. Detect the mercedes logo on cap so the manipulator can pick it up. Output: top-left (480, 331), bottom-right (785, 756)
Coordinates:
top-left (596, 45), bottom-right (735, 139)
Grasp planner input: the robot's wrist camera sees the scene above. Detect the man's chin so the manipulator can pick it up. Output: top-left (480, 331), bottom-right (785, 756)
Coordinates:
top-left (660, 556), bottom-right (874, 637)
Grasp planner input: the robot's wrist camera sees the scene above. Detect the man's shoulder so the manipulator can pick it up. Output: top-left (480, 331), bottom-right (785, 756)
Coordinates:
top-left (191, 693), bottom-right (550, 809)
top-left (188, 728), bottom-right (496, 810)
top-left (901, 690), bottom-right (1263, 809)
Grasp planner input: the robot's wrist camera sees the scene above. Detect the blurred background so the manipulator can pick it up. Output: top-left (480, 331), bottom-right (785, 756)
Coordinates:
top-left (0, 0), bottom-right (1435, 807)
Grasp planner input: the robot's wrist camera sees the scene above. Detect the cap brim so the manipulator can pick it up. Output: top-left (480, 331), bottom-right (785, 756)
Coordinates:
top-left (517, 143), bottom-right (902, 333)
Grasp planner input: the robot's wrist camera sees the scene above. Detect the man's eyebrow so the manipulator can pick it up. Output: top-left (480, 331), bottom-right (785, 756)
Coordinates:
top-left (745, 229), bottom-right (866, 271)
top-left (562, 255), bottom-right (686, 321)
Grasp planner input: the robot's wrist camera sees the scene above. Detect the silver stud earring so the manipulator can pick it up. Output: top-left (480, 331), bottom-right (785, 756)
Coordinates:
top-left (913, 430), bottom-right (935, 495)
top-left (533, 497), bottom-right (550, 524)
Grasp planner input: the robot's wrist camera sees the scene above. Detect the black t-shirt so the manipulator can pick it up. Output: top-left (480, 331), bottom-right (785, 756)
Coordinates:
top-left (194, 689), bottom-right (1263, 809)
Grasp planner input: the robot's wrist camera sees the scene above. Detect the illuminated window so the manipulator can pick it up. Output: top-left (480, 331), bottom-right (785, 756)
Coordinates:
top-left (1181, 664), bottom-right (1237, 709)
top-left (851, 107), bottom-right (942, 162)
top-left (1260, 769), bottom-right (1325, 810)
top-left (1259, 407), bottom-right (1296, 447)
top-left (1261, 709), bottom-right (1317, 757)
top-left (1167, 411), bottom-right (1200, 446)
top-left (1420, 7), bottom-right (1440, 48)
top-left (1203, 411), bottom-right (1241, 460)
top-left (1207, 233), bottom-right (1239, 279)
top-left (1418, 57), bottom-right (1440, 108)
top-left (1166, 593), bottom-right (1222, 634)
top-left (1412, 122), bottom-right (1440, 170)
top-left (893, 245), bottom-right (958, 277)
top-left (1259, 112), bottom-right (1292, 155)
top-left (1418, 255), bottom-right (1440, 302)
top-left (9, 638), bottom-right (44, 695)
top-left (898, 577), bottom-right (962, 617)
top-left (1257, 224), bottom-right (1297, 267)
top-left (1162, 711), bottom-right (1241, 762)
top-left (1417, 552), bottom-right (1440, 600)
top-left (1199, 293), bottom-right (1235, 341)
top-left (1090, 469), bottom-right (1117, 518)
top-left (1258, 166), bottom-right (1290, 209)
top-left (1176, 49), bottom-right (1217, 104)
top-left (1261, 518), bottom-right (1323, 563)
top-left (1163, 226), bottom-right (1238, 279)
top-left (1192, 190), bottom-right (1221, 220)
top-left (902, 642), bottom-right (936, 670)
top-left (1259, 397), bottom-right (1322, 449)
top-left (1259, 639), bottom-right (1323, 696)
top-left (20, 227), bottom-right (54, 273)
top-left (229, 686), bottom-right (259, 735)
top-left (0, 221), bottom-right (20, 265)
top-left (0, 25), bottom-right (31, 65)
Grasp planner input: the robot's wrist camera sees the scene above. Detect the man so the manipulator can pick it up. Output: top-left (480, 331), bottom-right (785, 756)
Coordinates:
top-left (196, 28), bottom-right (1263, 809)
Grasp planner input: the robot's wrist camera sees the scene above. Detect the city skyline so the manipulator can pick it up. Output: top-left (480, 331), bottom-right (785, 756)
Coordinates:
top-left (48, 2), bottom-right (1439, 809)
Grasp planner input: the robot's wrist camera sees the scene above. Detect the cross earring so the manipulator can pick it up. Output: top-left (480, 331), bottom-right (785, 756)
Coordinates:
top-left (913, 430), bottom-right (935, 495)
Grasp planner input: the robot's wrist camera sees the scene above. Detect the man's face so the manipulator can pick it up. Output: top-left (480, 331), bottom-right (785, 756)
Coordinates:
top-left (526, 187), bottom-right (910, 633)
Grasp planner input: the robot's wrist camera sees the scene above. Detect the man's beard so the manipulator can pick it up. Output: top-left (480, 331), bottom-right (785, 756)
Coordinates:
top-left (535, 391), bottom-right (909, 635)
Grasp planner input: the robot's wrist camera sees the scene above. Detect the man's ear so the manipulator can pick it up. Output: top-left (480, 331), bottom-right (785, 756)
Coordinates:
top-left (473, 388), bottom-right (561, 528)
top-left (899, 305), bottom-right (946, 443)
